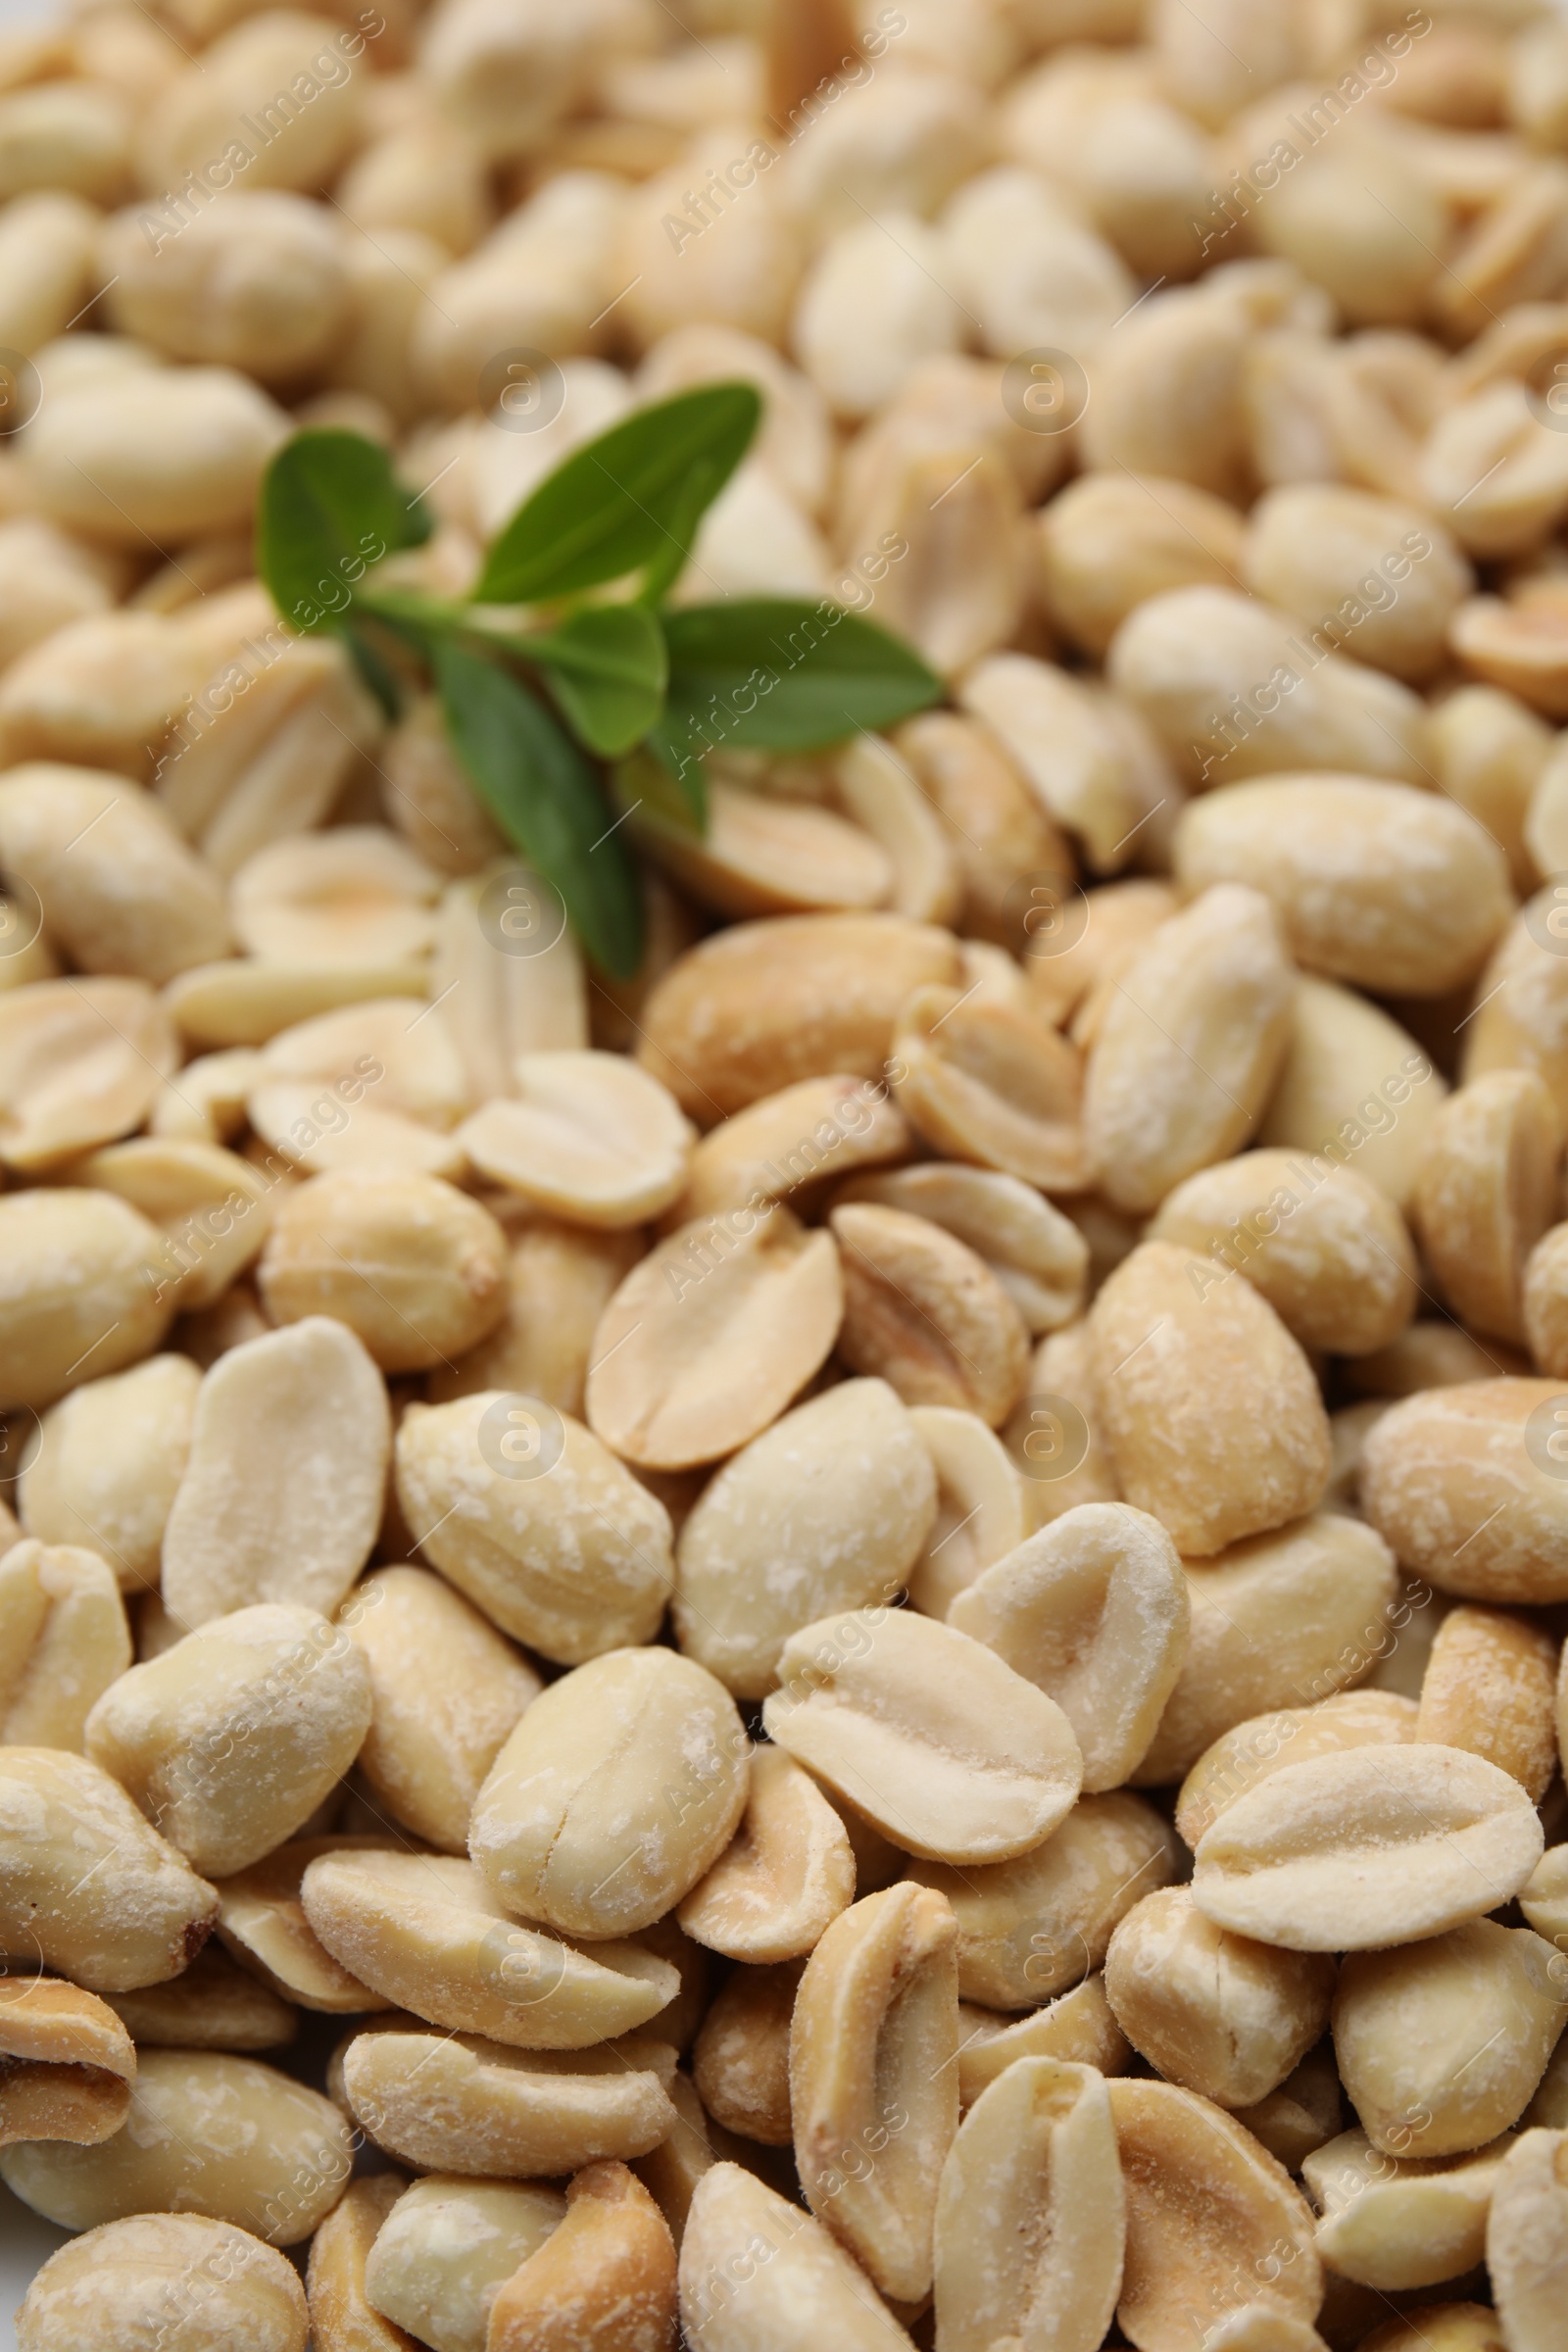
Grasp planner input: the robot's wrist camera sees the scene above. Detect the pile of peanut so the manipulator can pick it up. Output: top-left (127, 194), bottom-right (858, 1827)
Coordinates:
top-left (15, 0), bottom-right (1568, 2346)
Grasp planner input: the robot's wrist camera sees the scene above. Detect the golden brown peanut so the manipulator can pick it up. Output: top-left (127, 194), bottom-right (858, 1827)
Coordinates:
top-left (909, 1789), bottom-right (1181, 2008)
top-left (104, 1941), bottom-right (296, 2053)
top-left (1174, 780), bottom-right (1513, 1001)
top-left (585, 1202), bottom-right (844, 1471)
top-left (485, 2158), bottom-right (677, 2352)
top-left (1175, 1691), bottom-right (1421, 1851)
top-left (673, 1075), bottom-right (909, 1227)
top-left (0, 1745), bottom-right (216, 1991)
top-left (889, 984), bottom-right (1086, 1193)
top-left (790, 1884), bottom-right (957, 2303)
top-left (636, 912), bottom-right (961, 1120)
top-left (301, 1848), bottom-right (678, 2053)
top-left (84, 1601), bottom-right (372, 1878)
top-left (0, 1539), bottom-right (128, 1750)
top-left (905, 1405), bottom-right (1028, 1619)
top-left (214, 1838), bottom-right (396, 2016)
top-left (1360, 1378), bottom-right (1568, 1604)
top-left (305, 2175), bottom-right (410, 2352)
top-left (678, 2160), bottom-right (917, 2351)
top-left (15, 2213), bottom-right (309, 2352)
top-left (1151, 1152), bottom-right (1419, 1359)
top-left (1335, 1920), bottom-right (1563, 2160)
top-left (343, 2029), bottom-right (678, 2180)
top-left (947, 1503), bottom-right (1188, 1791)
top-left (0, 978), bottom-right (176, 1173)
top-left (1108, 2078), bottom-right (1323, 2352)
top-left (934, 2056), bottom-right (1122, 2352)
top-left (673, 1380), bottom-right (936, 1700)
top-left (1354, 2309), bottom-right (1504, 2352)
top-left (1525, 1222), bottom-right (1568, 1377)
top-left (1488, 2128), bottom-right (1568, 2349)
top-left (161, 1317), bottom-right (390, 1627)
top-left (956, 1976), bottom-right (1132, 2107)
top-left (0, 763), bottom-right (227, 984)
top-left (1413, 1073), bottom-right (1561, 1347)
top-left (830, 1201), bottom-right (1029, 1428)
top-left (394, 1393), bottom-right (673, 1665)
top-left (692, 1960), bottom-right (798, 2149)
top-left (763, 1606), bottom-right (1082, 1867)
top-left (1462, 893), bottom-right (1568, 1129)
top-left (1104, 1886), bottom-right (1335, 2110)
top-left (1088, 1241), bottom-right (1332, 1559)
top-left (0, 1976), bottom-right (134, 2150)
top-left (460, 1050), bottom-right (692, 1230)
top-left (1082, 886), bottom-right (1294, 1216)
top-left (1038, 470), bottom-right (1247, 660)
top-left (890, 710), bottom-right (1077, 951)
top-left (1304, 2131), bottom-right (1509, 2294)
top-left (427, 1220), bottom-right (640, 1417)
top-left (470, 1646), bottom-right (749, 1938)
top-left (1260, 977), bottom-right (1446, 1216)
top-left (1, 2047), bottom-right (352, 2243)
top-left (1193, 1743), bottom-right (1545, 1951)
top-left (678, 1746), bottom-right (856, 1965)
top-left (338, 1565), bottom-right (540, 1854)
top-left (1415, 1605), bottom-right (1558, 1800)
top-left (364, 2175), bottom-right (566, 2352)
top-left (20, 1352), bottom-right (197, 1592)
top-left (258, 1170), bottom-right (507, 1373)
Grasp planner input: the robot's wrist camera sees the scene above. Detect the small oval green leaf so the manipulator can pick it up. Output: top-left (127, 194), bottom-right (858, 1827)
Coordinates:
top-left (660, 597), bottom-right (943, 756)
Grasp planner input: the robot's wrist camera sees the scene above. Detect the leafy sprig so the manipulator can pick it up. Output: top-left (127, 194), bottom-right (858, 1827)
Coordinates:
top-left (255, 384), bottom-right (941, 979)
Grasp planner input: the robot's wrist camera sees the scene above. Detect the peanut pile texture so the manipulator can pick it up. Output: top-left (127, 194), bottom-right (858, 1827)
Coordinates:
top-left (14, 0), bottom-right (1568, 2348)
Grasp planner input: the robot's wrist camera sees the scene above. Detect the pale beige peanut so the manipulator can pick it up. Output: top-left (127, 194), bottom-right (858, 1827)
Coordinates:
top-left (933, 2057), bottom-right (1124, 2352)
top-left (1413, 1072), bottom-right (1561, 1346)
top-left (586, 1200), bottom-right (842, 1470)
top-left (637, 912), bottom-right (961, 1120)
top-left (956, 1977), bottom-right (1132, 2108)
top-left (0, 1746), bottom-right (216, 1991)
top-left (20, 368), bottom-right (287, 547)
top-left (906, 1405), bottom-right (1028, 1620)
top-left (460, 1050), bottom-right (693, 1229)
top-left (1522, 1843), bottom-right (1568, 1953)
top-left (763, 1606), bottom-right (1082, 1867)
top-left (947, 1503), bottom-right (1188, 1791)
top-left (956, 653), bottom-right (1172, 880)
top-left (1360, 1378), bottom-right (1568, 1604)
top-left (1082, 886), bottom-right (1295, 1216)
top-left (104, 1942), bottom-right (296, 2054)
top-left (0, 2049), bottom-right (352, 2243)
top-left (630, 2069), bottom-right (730, 2248)
top-left (0, 1977), bottom-right (134, 2151)
top-left (0, 1539), bottom-right (128, 1750)
top-left (164, 959), bottom-right (426, 1053)
top-left (485, 2158), bottom-right (677, 2352)
top-left (258, 1170), bottom-right (508, 1373)
top-left (427, 1220), bottom-right (641, 1417)
top-left (161, 1317), bottom-right (390, 1628)
top-left (15, 2214), bottom-right (309, 2352)
top-left (1108, 2078), bottom-right (1323, 2352)
top-left (1005, 1320), bottom-right (1124, 1533)
top-left (692, 1960), bottom-right (798, 2148)
top-left (908, 1789), bottom-right (1181, 2009)
top-left (1335, 1919), bottom-right (1563, 2161)
top-left (84, 1602), bottom-right (372, 1878)
top-left (841, 1165), bottom-right (1088, 1339)
top-left (1174, 779), bottom-right (1514, 1001)
top-left (231, 828), bottom-right (441, 968)
top-left (21, 1352), bottom-right (197, 1592)
top-left (1175, 1691), bottom-right (1421, 1850)
top-left (889, 984), bottom-right (1087, 1193)
top-left (890, 710), bottom-right (1078, 952)
top-left (1038, 470), bottom-right (1247, 660)
top-left (430, 860), bottom-right (586, 1104)
top-left (1193, 1743), bottom-right (1545, 1951)
top-left (673, 1074), bottom-right (910, 1226)
top-left (1431, 686), bottom-right (1548, 896)
top-left (1229, 2041), bottom-right (1346, 2179)
top-left (338, 1564), bottom-right (541, 1855)
top-left (673, 1380), bottom-right (936, 1700)
top-left (305, 2172), bottom-right (408, 2352)
top-left (1487, 2128), bottom-right (1568, 2351)
top-left (342, 2030), bottom-right (678, 2180)
top-left (1150, 1152), bottom-right (1419, 1360)
top-left (214, 1838), bottom-right (396, 2017)
top-left (1104, 1886), bottom-right (1335, 2111)
top-left (1415, 1605), bottom-right (1558, 1800)
top-left (300, 1850), bottom-right (677, 2051)
top-left (69, 1136), bottom-right (273, 1311)
top-left (470, 1646), bottom-right (749, 1938)
top-left (1242, 485), bottom-right (1470, 684)
top-left (0, 763), bottom-right (227, 983)
top-left (394, 1393), bottom-right (673, 1665)
top-left (1023, 878), bottom-right (1176, 1037)
top-left (830, 1202), bottom-right (1029, 1429)
top-left (1260, 978), bottom-right (1446, 1216)
top-left (379, 694), bottom-right (506, 877)
top-left (250, 998), bottom-right (466, 1167)
top-left (136, 13), bottom-right (362, 193)
top-left (631, 775), bottom-right (892, 924)
top-left (678, 2161), bottom-right (917, 2351)
top-left (1088, 1240), bottom-right (1332, 1559)
top-left (0, 977), bottom-right (177, 1173)
top-left (1354, 2310), bottom-right (1504, 2352)
top-left (1463, 894), bottom-right (1568, 1129)
top-left (678, 1745), bottom-right (856, 1965)
top-left (789, 1884), bottom-right (957, 2303)
top-left (1303, 2131), bottom-right (1509, 2294)
top-left (364, 2175), bottom-right (566, 2352)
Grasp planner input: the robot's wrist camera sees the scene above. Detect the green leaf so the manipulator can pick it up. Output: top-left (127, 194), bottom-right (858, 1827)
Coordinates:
top-left (472, 384), bottom-right (761, 607)
top-left (528, 604), bottom-right (668, 758)
top-left (644, 719), bottom-right (709, 827)
top-left (434, 638), bottom-right (644, 981)
top-left (635, 450), bottom-right (725, 608)
top-left (660, 598), bottom-right (943, 754)
top-left (257, 429), bottom-right (429, 635)
top-left (341, 622), bottom-right (405, 723)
